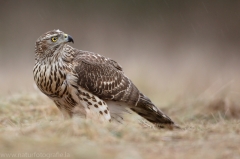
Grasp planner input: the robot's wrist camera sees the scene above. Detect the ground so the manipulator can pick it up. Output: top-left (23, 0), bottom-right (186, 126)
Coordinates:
top-left (0, 87), bottom-right (239, 159)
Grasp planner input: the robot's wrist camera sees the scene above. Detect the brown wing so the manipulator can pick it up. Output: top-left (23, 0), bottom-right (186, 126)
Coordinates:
top-left (73, 51), bottom-right (178, 129)
top-left (73, 51), bottom-right (140, 106)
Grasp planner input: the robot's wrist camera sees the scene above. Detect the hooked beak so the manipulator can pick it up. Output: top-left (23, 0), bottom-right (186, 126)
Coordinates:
top-left (67, 35), bottom-right (74, 43)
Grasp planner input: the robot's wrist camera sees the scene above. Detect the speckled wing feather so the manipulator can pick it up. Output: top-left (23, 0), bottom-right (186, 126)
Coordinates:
top-left (73, 51), bottom-right (140, 106)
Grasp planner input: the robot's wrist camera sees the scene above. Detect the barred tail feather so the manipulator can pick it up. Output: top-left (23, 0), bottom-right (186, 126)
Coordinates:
top-left (132, 93), bottom-right (180, 129)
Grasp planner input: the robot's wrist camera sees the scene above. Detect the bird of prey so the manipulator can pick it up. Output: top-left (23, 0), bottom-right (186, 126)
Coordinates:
top-left (33, 29), bottom-right (179, 129)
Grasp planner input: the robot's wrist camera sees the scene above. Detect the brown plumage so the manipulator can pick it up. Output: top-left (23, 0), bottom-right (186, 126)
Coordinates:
top-left (33, 29), bottom-right (180, 129)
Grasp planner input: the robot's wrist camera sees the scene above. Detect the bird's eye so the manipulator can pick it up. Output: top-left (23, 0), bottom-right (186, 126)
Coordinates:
top-left (51, 37), bottom-right (58, 42)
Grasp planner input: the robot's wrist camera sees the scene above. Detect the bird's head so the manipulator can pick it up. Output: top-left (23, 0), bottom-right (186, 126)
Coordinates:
top-left (35, 29), bottom-right (74, 59)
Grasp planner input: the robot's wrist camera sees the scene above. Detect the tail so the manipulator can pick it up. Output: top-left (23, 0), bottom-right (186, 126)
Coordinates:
top-left (131, 93), bottom-right (180, 129)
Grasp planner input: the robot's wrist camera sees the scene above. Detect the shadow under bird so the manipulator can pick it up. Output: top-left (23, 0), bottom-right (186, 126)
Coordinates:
top-left (33, 29), bottom-right (180, 129)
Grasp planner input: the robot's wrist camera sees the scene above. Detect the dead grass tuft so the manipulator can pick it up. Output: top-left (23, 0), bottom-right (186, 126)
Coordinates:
top-left (207, 98), bottom-right (240, 119)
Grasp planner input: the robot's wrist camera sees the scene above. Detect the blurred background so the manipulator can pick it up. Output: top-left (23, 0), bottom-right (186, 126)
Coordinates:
top-left (1, 0), bottom-right (240, 100)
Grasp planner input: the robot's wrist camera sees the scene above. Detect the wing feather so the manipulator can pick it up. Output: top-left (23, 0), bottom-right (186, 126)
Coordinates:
top-left (73, 51), bottom-right (139, 105)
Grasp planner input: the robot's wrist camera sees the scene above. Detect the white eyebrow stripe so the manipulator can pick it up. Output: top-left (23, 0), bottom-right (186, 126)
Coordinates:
top-left (44, 34), bottom-right (59, 39)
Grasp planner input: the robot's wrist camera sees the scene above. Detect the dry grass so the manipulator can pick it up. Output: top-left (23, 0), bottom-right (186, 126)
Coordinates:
top-left (0, 86), bottom-right (240, 159)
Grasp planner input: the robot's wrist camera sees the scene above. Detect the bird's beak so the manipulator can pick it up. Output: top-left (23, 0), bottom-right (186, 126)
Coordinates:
top-left (67, 35), bottom-right (74, 43)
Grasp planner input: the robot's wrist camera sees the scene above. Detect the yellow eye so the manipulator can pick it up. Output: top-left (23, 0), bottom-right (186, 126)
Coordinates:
top-left (51, 37), bottom-right (58, 42)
